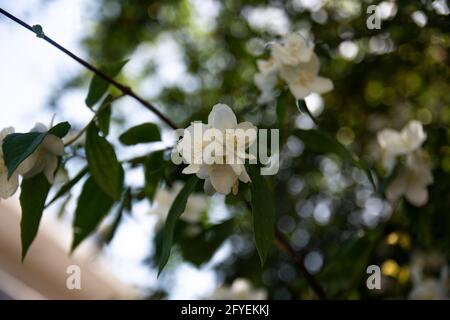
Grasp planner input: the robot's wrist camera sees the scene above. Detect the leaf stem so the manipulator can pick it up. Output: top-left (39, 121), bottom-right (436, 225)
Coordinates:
top-left (0, 7), bottom-right (178, 130)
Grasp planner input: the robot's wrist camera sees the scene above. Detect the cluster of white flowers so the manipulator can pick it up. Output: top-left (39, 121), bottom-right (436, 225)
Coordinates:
top-left (254, 33), bottom-right (333, 103)
top-left (151, 182), bottom-right (209, 228)
top-left (209, 278), bottom-right (267, 300)
top-left (0, 123), bottom-right (64, 200)
top-left (176, 104), bottom-right (257, 195)
top-left (409, 252), bottom-right (448, 300)
top-left (377, 120), bottom-right (433, 206)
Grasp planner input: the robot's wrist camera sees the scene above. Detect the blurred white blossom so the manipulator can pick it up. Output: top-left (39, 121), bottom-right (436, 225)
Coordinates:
top-left (177, 104), bottom-right (256, 195)
top-left (210, 278), bottom-right (267, 300)
top-left (377, 120), bottom-right (426, 156)
top-left (385, 151), bottom-right (433, 206)
top-left (378, 121), bottom-right (432, 207)
top-left (409, 252), bottom-right (448, 300)
top-left (254, 33), bottom-right (333, 101)
top-left (0, 127), bottom-right (19, 199)
top-left (151, 182), bottom-right (209, 228)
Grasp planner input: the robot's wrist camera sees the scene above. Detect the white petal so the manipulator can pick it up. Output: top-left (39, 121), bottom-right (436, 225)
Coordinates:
top-left (203, 178), bottom-right (216, 195)
top-left (386, 174), bottom-right (407, 202)
top-left (43, 155), bottom-right (58, 183)
top-left (230, 163), bottom-right (243, 175)
top-left (209, 165), bottom-right (238, 195)
top-left (196, 164), bottom-right (210, 179)
top-left (0, 169), bottom-right (19, 199)
top-left (377, 129), bottom-right (404, 155)
top-left (401, 120), bottom-right (426, 152)
top-left (239, 167), bottom-right (251, 183)
top-left (235, 122), bottom-right (257, 147)
top-left (307, 76), bottom-right (334, 94)
top-left (182, 164), bottom-right (200, 174)
top-left (208, 104), bottom-right (237, 131)
top-left (405, 184), bottom-right (429, 207)
top-left (17, 152), bottom-right (40, 177)
top-left (43, 135), bottom-right (64, 156)
top-left (289, 82), bottom-right (310, 99)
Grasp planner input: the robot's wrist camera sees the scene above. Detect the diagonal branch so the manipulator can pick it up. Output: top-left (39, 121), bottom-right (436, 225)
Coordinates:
top-left (244, 200), bottom-right (327, 299)
top-left (0, 7), bottom-right (178, 130)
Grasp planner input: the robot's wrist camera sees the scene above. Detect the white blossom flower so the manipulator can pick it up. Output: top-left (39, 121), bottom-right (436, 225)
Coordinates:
top-left (151, 182), bottom-right (209, 227)
top-left (377, 120), bottom-right (426, 156)
top-left (177, 104), bottom-right (256, 195)
top-left (278, 53), bottom-right (334, 99)
top-left (271, 33), bottom-right (314, 66)
top-left (19, 123), bottom-right (65, 183)
top-left (377, 120), bottom-right (432, 206)
top-left (0, 127), bottom-right (19, 199)
top-left (254, 33), bottom-right (333, 101)
top-left (409, 253), bottom-right (448, 300)
top-left (210, 278), bottom-right (267, 300)
top-left (409, 279), bottom-right (448, 300)
top-left (385, 151), bottom-right (433, 206)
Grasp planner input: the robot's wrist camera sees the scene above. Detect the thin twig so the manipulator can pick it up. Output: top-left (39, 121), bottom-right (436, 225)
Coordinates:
top-left (275, 230), bottom-right (328, 300)
top-left (0, 7), bottom-right (178, 130)
top-left (64, 94), bottom-right (123, 146)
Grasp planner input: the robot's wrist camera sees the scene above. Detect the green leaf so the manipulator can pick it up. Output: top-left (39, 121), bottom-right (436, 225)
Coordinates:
top-left (86, 123), bottom-right (124, 200)
top-left (143, 150), bottom-right (166, 202)
top-left (46, 166), bottom-right (89, 206)
top-left (247, 165), bottom-right (276, 266)
top-left (48, 122), bottom-right (71, 138)
top-left (20, 173), bottom-right (51, 261)
top-left (180, 219), bottom-right (234, 266)
top-left (71, 176), bottom-right (115, 252)
top-left (119, 123), bottom-right (161, 146)
top-left (294, 129), bottom-right (377, 189)
top-left (85, 60), bottom-right (129, 108)
top-left (96, 95), bottom-right (113, 136)
top-left (158, 176), bottom-right (199, 274)
top-left (2, 122), bottom-right (71, 178)
top-left (296, 99), bottom-right (317, 124)
top-left (101, 189), bottom-right (132, 244)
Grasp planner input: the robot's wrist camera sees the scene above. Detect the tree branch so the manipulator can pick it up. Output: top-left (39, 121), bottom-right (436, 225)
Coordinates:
top-left (0, 7), bottom-right (178, 130)
top-left (244, 200), bottom-right (327, 299)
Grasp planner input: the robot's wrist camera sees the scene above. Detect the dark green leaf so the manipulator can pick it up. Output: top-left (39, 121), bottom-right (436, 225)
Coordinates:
top-left (180, 219), bottom-right (234, 266)
top-left (101, 189), bottom-right (132, 244)
top-left (20, 173), bottom-right (51, 261)
top-left (71, 176), bottom-right (115, 252)
top-left (247, 165), bottom-right (276, 266)
top-left (48, 122), bottom-right (71, 138)
top-left (119, 123), bottom-right (161, 146)
top-left (85, 60), bottom-right (129, 108)
top-left (86, 123), bottom-right (124, 200)
top-left (158, 176), bottom-right (199, 274)
top-left (96, 95), bottom-right (113, 136)
top-left (2, 122), bottom-right (71, 178)
top-left (144, 150), bottom-right (166, 202)
top-left (46, 166), bottom-right (89, 206)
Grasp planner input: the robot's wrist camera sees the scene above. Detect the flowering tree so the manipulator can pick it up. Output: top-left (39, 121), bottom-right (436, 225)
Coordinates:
top-left (1, 0), bottom-right (450, 299)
